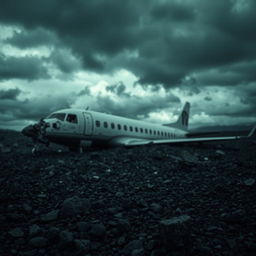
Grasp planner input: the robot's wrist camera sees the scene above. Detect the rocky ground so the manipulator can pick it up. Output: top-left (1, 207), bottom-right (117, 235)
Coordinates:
top-left (0, 129), bottom-right (256, 256)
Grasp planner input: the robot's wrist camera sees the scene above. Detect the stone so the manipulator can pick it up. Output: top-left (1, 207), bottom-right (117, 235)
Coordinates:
top-left (41, 210), bottom-right (59, 222)
top-left (29, 237), bottom-right (48, 248)
top-left (216, 150), bottom-right (225, 156)
top-left (9, 228), bottom-right (24, 238)
top-left (150, 203), bottom-right (162, 213)
top-left (29, 224), bottom-right (41, 237)
top-left (222, 209), bottom-right (246, 224)
top-left (23, 203), bottom-right (32, 213)
top-left (123, 240), bottom-right (144, 256)
top-left (159, 215), bottom-right (192, 251)
top-left (244, 178), bottom-right (255, 186)
top-left (90, 223), bottom-right (106, 238)
top-left (77, 222), bottom-right (91, 232)
top-left (74, 239), bottom-right (90, 253)
top-left (45, 227), bottom-right (60, 241)
top-left (59, 230), bottom-right (73, 245)
top-left (1, 146), bottom-right (12, 153)
top-left (60, 196), bottom-right (90, 218)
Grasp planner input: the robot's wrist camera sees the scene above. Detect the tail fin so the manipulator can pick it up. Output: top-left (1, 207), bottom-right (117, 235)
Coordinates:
top-left (163, 102), bottom-right (190, 131)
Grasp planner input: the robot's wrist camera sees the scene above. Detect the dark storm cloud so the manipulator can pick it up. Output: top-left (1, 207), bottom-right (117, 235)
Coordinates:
top-left (0, 88), bottom-right (21, 100)
top-left (0, 94), bottom-right (72, 121)
top-left (0, 54), bottom-right (49, 80)
top-left (1, 0), bottom-right (256, 87)
top-left (5, 27), bottom-right (57, 49)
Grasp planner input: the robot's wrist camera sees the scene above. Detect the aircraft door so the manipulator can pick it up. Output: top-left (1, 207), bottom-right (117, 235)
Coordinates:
top-left (83, 113), bottom-right (93, 135)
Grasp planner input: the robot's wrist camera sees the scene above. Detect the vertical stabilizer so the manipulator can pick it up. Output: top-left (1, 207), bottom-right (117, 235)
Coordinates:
top-left (163, 102), bottom-right (190, 131)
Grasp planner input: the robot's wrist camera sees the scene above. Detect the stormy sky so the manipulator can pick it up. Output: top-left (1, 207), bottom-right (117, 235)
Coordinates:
top-left (0, 0), bottom-right (256, 130)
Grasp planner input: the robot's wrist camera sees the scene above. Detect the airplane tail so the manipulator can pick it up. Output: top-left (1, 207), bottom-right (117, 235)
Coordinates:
top-left (163, 102), bottom-right (190, 131)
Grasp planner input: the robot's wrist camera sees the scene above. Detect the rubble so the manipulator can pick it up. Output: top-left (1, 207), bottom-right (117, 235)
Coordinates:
top-left (0, 129), bottom-right (255, 256)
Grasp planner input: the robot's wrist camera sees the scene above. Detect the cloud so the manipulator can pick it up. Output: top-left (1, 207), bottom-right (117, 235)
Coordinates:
top-left (0, 54), bottom-right (49, 80)
top-left (5, 27), bottom-right (57, 49)
top-left (1, 0), bottom-right (256, 87)
top-left (0, 88), bottom-right (21, 100)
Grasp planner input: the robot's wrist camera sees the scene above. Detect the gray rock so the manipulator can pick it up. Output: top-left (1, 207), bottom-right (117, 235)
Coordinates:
top-left (60, 196), bottom-right (90, 218)
top-left (216, 149), bottom-right (225, 155)
top-left (159, 215), bottom-right (192, 250)
top-left (23, 203), bottom-right (32, 213)
top-left (41, 210), bottom-right (59, 222)
top-left (59, 230), bottom-right (73, 245)
top-left (222, 209), bottom-right (246, 224)
top-left (150, 203), bottom-right (162, 213)
top-left (9, 228), bottom-right (24, 238)
top-left (77, 222), bottom-right (91, 232)
top-left (74, 239), bottom-right (90, 253)
top-left (45, 227), bottom-right (60, 240)
top-left (29, 224), bottom-right (41, 237)
top-left (29, 237), bottom-right (48, 248)
top-left (244, 178), bottom-right (255, 186)
top-left (90, 223), bottom-right (106, 238)
top-left (123, 240), bottom-right (144, 256)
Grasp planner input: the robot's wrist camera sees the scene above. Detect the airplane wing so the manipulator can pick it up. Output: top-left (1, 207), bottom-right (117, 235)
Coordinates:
top-left (111, 125), bottom-right (256, 147)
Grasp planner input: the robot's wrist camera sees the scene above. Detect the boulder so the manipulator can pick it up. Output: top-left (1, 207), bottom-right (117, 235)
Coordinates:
top-left (60, 196), bottom-right (90, 218)
top-left (159, 215), bottom-right (192, 251)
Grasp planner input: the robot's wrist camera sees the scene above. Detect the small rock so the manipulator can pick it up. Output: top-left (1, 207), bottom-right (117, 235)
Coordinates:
top-left (159, 215), bottom-right (192, 250)
top-left (216, 150), bottom-right (225, 156)
top-left (117, 236), bottom-right (126, 246)
top-left (1, 146), bottom-right (12, 153)
top-left (77, 222), bottom-right (91, 232)
top-left (41, 210), bottom-right (59, 222)
top-left (45, 227), bottom-right (60, 240)
top-left (115, 192), bottom-right (124, 197)
top-left (123, 240), bottom-right (144, 256)
top-left (9, 228), bottom-right (24, 238)
top-left (74, 239), bottom-right (90, 253)
top-left (150, 203), bottom-right (162, 213)
top-left (90, 223), bottom-right (106, 238)
top-left (29, 237), bottom-right (48, 248)
top-left (92, 175), bottom-right (100, 180)
top-left (222, 209), bottom-right (246, 224)
top-left (59, 231), bottom-right (73, 248)
top-left (29, 224), bottom-right (41, 237)
top-left (60, 196), bottom-right (90, 218)
top-left (244, 178), bottom-right (255, 186)
top-left (23, 203), bottom-right (32, 213)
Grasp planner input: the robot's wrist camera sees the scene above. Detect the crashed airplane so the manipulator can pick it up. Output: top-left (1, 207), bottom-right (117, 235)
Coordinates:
top-left (22, 102), bottom-right (256, 153)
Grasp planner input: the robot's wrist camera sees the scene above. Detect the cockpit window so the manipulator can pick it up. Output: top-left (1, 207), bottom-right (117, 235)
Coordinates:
top-left (47, 113), bottom-right (66, 121)
top-left (66, 114), bottom-right (78, 123)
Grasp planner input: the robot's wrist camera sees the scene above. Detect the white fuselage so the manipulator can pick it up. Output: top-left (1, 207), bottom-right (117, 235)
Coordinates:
top-left (44, 108), bottom-right (187, 147)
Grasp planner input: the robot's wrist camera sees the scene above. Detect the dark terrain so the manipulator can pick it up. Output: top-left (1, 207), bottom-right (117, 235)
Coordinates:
top-left (0, 129), bottom-right (256, 256)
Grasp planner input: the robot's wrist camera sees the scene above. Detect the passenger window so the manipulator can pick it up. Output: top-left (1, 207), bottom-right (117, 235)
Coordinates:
top-left (96, 120), bottom-right (100, 127)
top-left (140, 128), bottom-right (143, 133)
top-left (145, 129), bottom-right (148, 134)
top-left (124, 125), bottom-right (127, 131)
top-left (117, 124), bottom-right (121, 130)
top-left (130, 126), bottom-right (133, 132)
top-left (154, 130), bottom-right (156, 135)
top-left (104, 122), bottom-right (108, 128)
top-left (157, 131), bottom-right (160, 135)
top-left (161, 131), bottom-right (164, 136)
top-left (111, 123), bottom-right (115, 129)
top-left (149, 129), bottom-right (152, 135)
top-left (135, 127), bottom-right (138, 132)
top-left (66, 114), bottom-right (78, 123)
